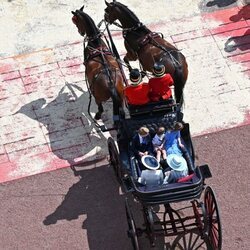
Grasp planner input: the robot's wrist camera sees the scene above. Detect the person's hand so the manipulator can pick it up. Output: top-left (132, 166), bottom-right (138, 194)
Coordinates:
top-left (139, 152), bottom-right (144, 157)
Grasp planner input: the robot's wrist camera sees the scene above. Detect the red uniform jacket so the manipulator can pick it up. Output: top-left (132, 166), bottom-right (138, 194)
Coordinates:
top-left (148, 74), bottom-right (174, 102)
top-left (124, 83), bottom-right (150, 105)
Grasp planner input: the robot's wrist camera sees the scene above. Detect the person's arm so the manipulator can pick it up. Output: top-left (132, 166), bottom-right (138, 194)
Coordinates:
top-left (177, 131), bottom-right (184, 148)
top-left (131, 135), bottom-right (142, 157)
top-left (166, 74), bottom-right (174, 86)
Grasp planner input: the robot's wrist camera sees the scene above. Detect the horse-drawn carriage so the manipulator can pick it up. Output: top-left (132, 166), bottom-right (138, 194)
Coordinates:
top-left (71, 2), bottom-right (222, 249)
top-left (107, 99), bottom-right (222, 250)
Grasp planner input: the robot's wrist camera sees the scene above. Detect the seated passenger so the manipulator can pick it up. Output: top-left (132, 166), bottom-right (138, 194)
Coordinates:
top-left (124, 69), bottom-right (150, 105)
top-left (131, 126), bottom-right (153, 169)
top-left (163, 154), bottom-right (188, 184)
top-left (164, 122), bottom-right (185, 156)
top-left (138, 155), bottom-right (164, 186)
top-left (148, 63), bottom-right (174, 102)
top-left (152, 126), bottom-right (167, 163)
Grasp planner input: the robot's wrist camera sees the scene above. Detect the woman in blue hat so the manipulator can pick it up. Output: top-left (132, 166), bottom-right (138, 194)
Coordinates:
top-left (163, 154), bottom-right (188, 184)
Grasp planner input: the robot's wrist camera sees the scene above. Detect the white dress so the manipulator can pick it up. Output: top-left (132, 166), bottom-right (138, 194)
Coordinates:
top-left (138, 169), bottom-right (164, 186)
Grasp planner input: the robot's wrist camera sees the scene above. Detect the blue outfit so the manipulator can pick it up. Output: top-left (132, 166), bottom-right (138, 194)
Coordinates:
top-left (164, 131), bottom-right (182, 156)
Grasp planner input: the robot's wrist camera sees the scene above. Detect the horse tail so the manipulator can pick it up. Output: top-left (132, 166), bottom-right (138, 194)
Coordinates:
top-left (172, 51), bottom-right (187, 107)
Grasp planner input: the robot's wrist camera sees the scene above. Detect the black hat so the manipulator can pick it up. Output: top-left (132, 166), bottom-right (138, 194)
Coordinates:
top-left (129, 69), bottom-right (142, 85)
top-left (153, 63), bottom-right (165, 77)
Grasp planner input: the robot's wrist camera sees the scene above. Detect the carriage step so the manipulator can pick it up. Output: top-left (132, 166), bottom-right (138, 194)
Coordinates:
top-left (199, 164), bottom-right (212, 179)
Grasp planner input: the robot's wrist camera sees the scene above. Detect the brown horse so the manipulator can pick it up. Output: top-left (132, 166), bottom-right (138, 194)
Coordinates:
top-left (72, 6), bottom-right (124, 120)
top-left (104, 1), bottom-right (188, 106)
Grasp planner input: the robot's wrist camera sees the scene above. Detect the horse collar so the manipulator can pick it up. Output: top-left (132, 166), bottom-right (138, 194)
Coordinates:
top-left (122, 22), bottom-right (144, 37)
top-left (85, 33), bottom-right (102, 42)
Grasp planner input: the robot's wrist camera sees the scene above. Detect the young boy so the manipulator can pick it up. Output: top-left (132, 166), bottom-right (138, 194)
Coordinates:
top-left (152, 127), bottom-right (167, 163)
top-left (131, 126), bottom-right (153, 169)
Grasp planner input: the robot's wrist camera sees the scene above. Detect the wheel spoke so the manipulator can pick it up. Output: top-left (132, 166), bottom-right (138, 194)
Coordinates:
top-left (204, 186), bottom-right (222, 250)
top-left (193, 240), bottom-right (206, 250)
top-left (190, 233), bottom-right (199, 249)
top-left (172, 232), bottom-right (208, 250)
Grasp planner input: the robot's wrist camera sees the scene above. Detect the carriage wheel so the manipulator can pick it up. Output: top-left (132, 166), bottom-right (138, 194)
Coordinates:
top-left (108, 137), bottom-right (122, 183)
top-left (143, 206), bottom-right (155, 247)
top-left (204, 186), bottom-right (222, 250)
top-left (192, 200), bottom-right (208, 235)
top-left (172, 231), bottom-right (209, 250)
top-left (125, 199), bottom-right (140, 250)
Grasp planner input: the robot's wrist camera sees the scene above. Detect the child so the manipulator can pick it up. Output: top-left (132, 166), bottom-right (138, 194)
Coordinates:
top-left (152, 127), bottom-right (167, 163)
top-left (131, 126), bottom-right (153, 169)
top-left (164, 122), bottom-right (185, 156)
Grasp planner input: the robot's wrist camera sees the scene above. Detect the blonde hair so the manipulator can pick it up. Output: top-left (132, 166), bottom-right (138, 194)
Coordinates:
top-left (156, 127), bottom-right (165, 135)
top-left (138, 126), bottom-right (149, 136)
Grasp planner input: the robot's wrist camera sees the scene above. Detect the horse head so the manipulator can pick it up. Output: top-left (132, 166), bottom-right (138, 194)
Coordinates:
top-left (72, 5), bottom-right (100, 40)
top-left (104, 0), bottom-right (122, 24)
top-left (72, 5), bottom-right (87, 36)
top-left (104, 1), bottom-right (141, 29)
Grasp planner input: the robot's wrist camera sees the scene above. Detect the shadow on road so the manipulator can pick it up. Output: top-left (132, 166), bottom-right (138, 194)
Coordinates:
top-left (16, 83), bottom-right (112, 167)
top-left (229, 4), bottom-right (250, 22)
top-left (224, 29), bottom-right (250, 52)
top-left (206, 0), bottom-right (237, 8)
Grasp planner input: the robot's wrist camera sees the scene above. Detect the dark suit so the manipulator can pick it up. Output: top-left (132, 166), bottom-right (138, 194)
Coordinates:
top-left (131, 134), bottom-right (153, 170)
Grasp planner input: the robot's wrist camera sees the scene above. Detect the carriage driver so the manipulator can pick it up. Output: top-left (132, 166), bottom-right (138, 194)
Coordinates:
top-left (124, 69), bottom-right (150, 105)
top-left (148, 63), bottom-right (174, 102)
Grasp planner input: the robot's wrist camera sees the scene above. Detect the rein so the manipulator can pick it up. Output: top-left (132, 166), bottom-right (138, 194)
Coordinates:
top-left (148, 37), bottom-right (182, 67)
top-left (83, 37), bottom-right (120, 125)
top-left (105, 21), bottom-right (128, 86)
top-left (110, 18), bottom-right (181, 68)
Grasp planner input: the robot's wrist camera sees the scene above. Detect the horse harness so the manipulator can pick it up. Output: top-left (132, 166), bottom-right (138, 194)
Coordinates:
top-left (83, 44), bottom-right (118, 95)
top-left (119, 22), bottom-right (182, 68)
top-left (83, 46), bottom-right (112, 65)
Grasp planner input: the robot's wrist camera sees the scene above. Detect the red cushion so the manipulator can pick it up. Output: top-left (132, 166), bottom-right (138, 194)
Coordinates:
top-left (177, 173), bottom-right (195, 183)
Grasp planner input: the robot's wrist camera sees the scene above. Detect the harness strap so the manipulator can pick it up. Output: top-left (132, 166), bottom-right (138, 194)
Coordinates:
top-left (149, 38), bottom-right (181, 67)
top-left (106, 22), bottom-right (129, 87)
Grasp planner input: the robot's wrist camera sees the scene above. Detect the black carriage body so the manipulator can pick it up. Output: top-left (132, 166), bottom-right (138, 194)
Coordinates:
top-left (116, 103), bottom-right (205, 206)
top-left (107, 100), bottom-right (221, 249)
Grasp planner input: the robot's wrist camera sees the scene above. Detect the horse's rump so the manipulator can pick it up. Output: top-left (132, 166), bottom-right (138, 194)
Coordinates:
top-left (85, 58), bottom-right (124, 103)
top-left (137, 36), bottom-right (187, 74)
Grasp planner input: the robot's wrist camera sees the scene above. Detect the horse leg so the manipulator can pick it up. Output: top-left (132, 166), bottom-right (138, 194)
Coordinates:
top-left (111, 90), bottom-right (124, 126)
top-left (94, 103), bottom-right (103, 120)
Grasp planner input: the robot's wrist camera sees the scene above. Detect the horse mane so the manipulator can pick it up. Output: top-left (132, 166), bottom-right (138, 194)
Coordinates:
top-left (78, 10), bottom-right (101, 37)
top-left (114, 2), bottom-right (140, 23)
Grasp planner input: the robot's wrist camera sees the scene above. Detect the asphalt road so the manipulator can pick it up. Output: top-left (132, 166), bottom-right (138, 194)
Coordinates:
top-left (0, 0), bottom-right (249, 249)
top-left (0, 124), bottom-right (249, 250)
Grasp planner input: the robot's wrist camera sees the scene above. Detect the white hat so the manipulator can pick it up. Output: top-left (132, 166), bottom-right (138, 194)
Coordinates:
top-left (141, 155), bottom-right (160, 170)
top-left (167, 154), bottom-right (187, 171)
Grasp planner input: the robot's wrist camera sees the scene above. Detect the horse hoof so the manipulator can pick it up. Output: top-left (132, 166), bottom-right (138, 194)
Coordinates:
top-left (94, 113), bottom-right (102, 120)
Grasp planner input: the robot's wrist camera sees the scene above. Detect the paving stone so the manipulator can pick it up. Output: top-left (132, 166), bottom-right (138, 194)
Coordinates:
top-left (0, 1), bottom-right (249, 183)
